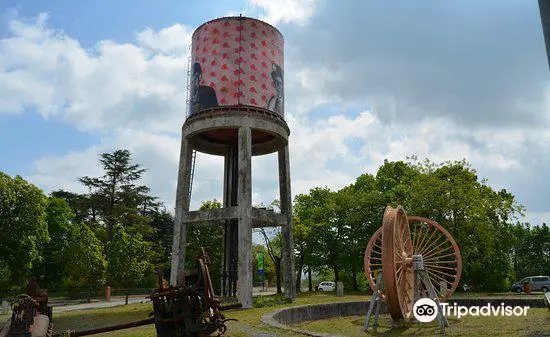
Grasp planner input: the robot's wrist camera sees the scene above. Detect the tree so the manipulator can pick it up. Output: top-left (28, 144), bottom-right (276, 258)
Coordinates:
top-left (402, 159), bottom-right (523, 290)
top-left (40, 197), bottom-right (74, 291)
top-left (64, 222), bottom-right (107, 300)
top-left (292, 158), bottom-right (526, 292)
top-left (147, 209), bottom-right (174, 275)
top-left (107, 225), bottom-right (151, 304)
top-left (512, 223), bottom-right (550, 279)
top-left (293, 216), bottom-right (310, 292)
top-left (0, 173), bottom-right (49, 294)
top-left (185, 200), bottom-right (223, 294)
top-left (50, 190), bottom-right (90, 224)
top-left (294, 187), bottom-right (347, 283)
top-left (78, 149), bottom-right (157, 243)
top-left (260, 228), bottom-right (283, 293)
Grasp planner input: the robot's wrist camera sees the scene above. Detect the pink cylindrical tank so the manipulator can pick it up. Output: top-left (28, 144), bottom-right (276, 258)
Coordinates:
top-left (190, 16), bottom-right (284, 118)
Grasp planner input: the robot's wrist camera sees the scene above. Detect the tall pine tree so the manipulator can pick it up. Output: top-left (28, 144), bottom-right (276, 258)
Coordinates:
top-left (78, 149), bottom-right (159, 243)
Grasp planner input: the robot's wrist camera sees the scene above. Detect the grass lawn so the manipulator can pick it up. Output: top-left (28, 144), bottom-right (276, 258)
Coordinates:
top-left (51, 292), bottom-right (367, 336)
top-left (11, 291), bottom-right (547, 336)
top-left (296, 309), bottom-right (550, 337)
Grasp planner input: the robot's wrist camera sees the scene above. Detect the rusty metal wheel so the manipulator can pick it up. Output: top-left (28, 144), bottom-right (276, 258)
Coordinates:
top-left (381, 206), bottom-right (414, 321)
top-left (408, 216), bottom-right (462, 300)
top-left (364, 215), bottom-right (462, 302)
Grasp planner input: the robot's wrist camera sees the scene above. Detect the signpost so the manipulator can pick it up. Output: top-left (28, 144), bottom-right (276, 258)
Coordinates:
top-left (257, 253), bottom-right (265, 291)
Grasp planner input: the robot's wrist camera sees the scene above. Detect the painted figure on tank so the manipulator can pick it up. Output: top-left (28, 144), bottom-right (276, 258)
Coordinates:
top-left (267, 63), bottom-right (283, 115)
top-left (190, 62), bottom-right (219, 114)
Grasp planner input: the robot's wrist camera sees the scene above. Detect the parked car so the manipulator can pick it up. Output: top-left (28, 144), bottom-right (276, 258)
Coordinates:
top-left (511, 276), bottom-right (550, 293)
top-left (317, 281), bottom-right (336, 292)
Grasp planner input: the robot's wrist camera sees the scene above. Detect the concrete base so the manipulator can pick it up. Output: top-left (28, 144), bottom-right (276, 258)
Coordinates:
top-left (171, 109), bottom-right (296, 308)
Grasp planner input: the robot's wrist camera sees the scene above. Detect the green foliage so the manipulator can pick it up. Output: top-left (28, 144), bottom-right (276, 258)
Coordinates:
top-left (252, 293), bottom-right (288, 308)
top-left (52, 149), bottom-right (167, 291)
top-left (512, 223), bottom-right (550, 280)
top-left (107, 225), bottom-right (151, 288)
top-left (39, 196), bottom-right (75, 290)
top-left (0, 172), bottom-right (49, 294)
top-left (184, 200), bottom-right (223, 293)
top-left (258, 227), bottom-right (283, 293)
top-left (64, 222), bottom-right (107, 289)
top-left (294, 158), bottom-right (530, 292)
top-left (147, 210), bottom-right (174, 272)
top-left (78, 149), bottom-right (158, 241)
top-left (402, 159), bottom-right (522, 291)
top-left (2, 151), bottom-right (546, 297)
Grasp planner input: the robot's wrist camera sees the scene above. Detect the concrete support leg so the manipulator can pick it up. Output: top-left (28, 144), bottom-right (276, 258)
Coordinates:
top-left (222, 153), bottom-right (231, 295)
top-left (170, 136), bottom-right (194, 285)
top-left (279, 142), bottom-right (296, 301)
top-left (237, 127), bottom-right (253, 308)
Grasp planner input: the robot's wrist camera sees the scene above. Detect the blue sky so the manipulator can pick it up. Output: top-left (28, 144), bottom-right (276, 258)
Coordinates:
top-left (1, 0), bottom-right (550, 226)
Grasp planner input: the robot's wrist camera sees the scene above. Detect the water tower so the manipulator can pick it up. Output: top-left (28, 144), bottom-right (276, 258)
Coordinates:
top-left (170, 16), bottom-right (296, 308)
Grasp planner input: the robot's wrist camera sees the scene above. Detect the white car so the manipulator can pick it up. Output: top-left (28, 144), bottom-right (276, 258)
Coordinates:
top-left (318, 281), bottom-right (335, 291)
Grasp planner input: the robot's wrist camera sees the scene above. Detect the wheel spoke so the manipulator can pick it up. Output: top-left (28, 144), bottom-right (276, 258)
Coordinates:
top-left (422, 243), bottom-right (454, 260)
top-left (425, 268), bottom-right (450, 285)
top-left (416, 224), bottom-right (432, 254)
top-left (417, 234), bottom-right (445, 256)
top-left (425, 267), bottom-right (457, 279)
top-left (412, 223), bottom-right (424, 252)
top-left (424, 264), bottom-right (457, 271)
top-left (419, 239), bottom-right (449, 258)
top-left (423, 251), bottom-right (457, 261)
top-left (417, 226), bottom-right (439, 255)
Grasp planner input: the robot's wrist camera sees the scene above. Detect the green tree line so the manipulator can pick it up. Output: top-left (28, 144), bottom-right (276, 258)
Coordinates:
top-left (0, 150), bottom-right (174, 298)
top-left (1, 151), bottom-right (548, 297)
top-left (293, 158), bottom-right (550, 292)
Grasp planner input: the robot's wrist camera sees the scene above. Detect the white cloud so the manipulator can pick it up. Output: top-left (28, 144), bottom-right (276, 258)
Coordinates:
top-left (28, 146), bottom-right (105, 194)
top-left (0, 13), bottom-right (190, 133)
top-left (135, 24), bottom-right (192, 55)
top-left (3, 12), bottom-right (550, 227)
top-left (248, 0), bottom-right (319, 25)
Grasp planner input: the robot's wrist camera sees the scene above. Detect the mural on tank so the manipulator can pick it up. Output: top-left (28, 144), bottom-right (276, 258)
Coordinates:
top-left (190, 17), bottom-right (284, 117)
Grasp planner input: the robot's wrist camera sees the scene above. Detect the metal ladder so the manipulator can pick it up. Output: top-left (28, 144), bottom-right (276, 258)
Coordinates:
top-left (188, 149), bottom-right (197, 200)
top-left (184, 52), bottom-right (197, 201)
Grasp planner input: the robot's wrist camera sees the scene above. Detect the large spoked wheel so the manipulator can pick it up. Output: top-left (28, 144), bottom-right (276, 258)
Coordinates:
top-left (364, 215), bottom-right (462, 302)
top-left (381, 206), bottom-right (414, 321)
top-left (408, 216), bottom-right (462, 300)
top-left (364, 225), bottom-right (384, 299)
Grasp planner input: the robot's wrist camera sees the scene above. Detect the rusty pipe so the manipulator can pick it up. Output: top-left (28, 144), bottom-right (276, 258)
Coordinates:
top-left (219, 302), bottom-right (242, 311)
top-left (53, 318), bottom-right (154, 337)
top-left (52, 303), bottom-right (240, 337)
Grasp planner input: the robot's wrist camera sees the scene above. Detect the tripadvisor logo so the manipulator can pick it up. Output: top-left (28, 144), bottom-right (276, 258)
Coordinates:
top-left (413, 298), bottom-right (530, 322)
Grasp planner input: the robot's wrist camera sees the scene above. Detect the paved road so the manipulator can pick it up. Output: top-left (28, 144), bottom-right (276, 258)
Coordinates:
top-left (52, 297), bottom-right (150, 313)
top-left (52, 287), bottom-right (277, 313)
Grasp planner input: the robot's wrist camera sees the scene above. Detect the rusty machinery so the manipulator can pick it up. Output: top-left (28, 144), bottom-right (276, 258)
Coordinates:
top-left (3, 249), bottom-right (237, 337)
top-left (4, 294), bottom-right (53, 337)
top-left (363, 206), bottom-right (462, 330)
top-left (3, 277), bottom-right (53, 337)
top-left (149, 248), bottom-right (237, 337)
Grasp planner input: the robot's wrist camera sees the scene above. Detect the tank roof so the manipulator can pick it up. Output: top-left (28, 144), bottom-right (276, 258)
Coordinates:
top-left (192, 16), bottom-right (283, 40)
